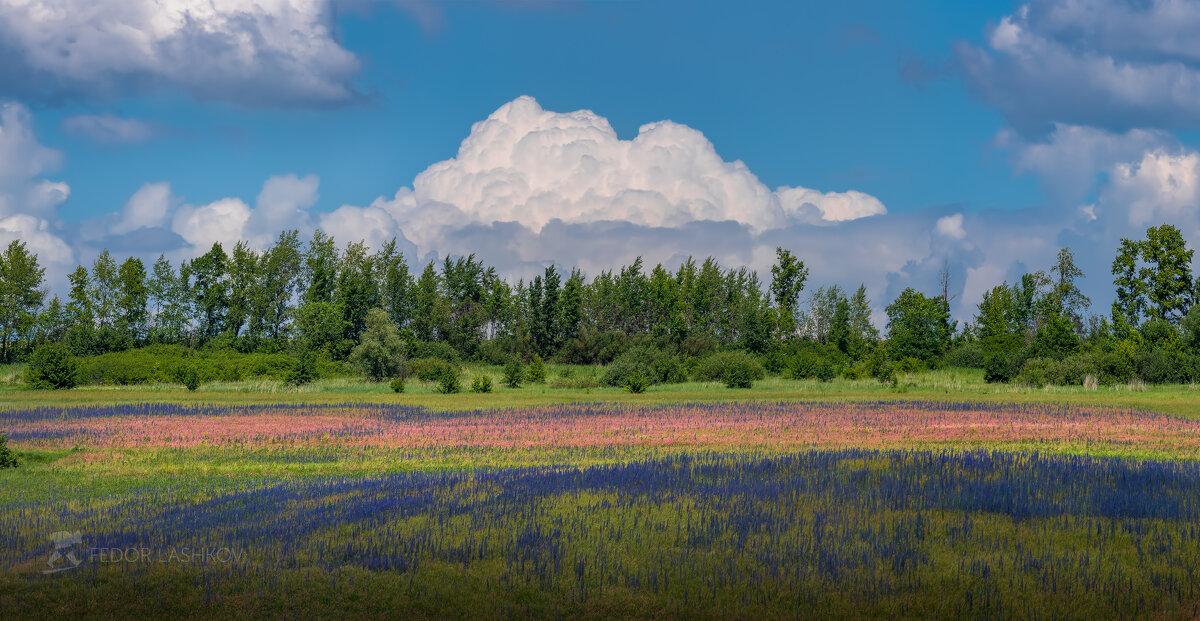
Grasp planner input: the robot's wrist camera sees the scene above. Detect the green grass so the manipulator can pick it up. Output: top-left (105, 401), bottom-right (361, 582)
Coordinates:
top-left (5, 364), bottom-right (1200, 419)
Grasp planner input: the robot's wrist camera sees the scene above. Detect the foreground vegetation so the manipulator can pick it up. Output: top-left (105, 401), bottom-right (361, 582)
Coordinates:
top-left (4, 399), bottom-right (1200, 619)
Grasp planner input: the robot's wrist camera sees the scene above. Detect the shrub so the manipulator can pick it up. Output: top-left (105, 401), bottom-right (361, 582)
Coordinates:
top-left (503, 359), bottom-right (524, 388)
top-left (527, 355), bottom-right (547, 384)
top-left (470, 375), bottom-right (493, 393)
top-left (602, 346), bottom-right (685, 387)
top-left (625, 372), bottom-right (648, 393)
top-left (390, 377), bottom-right (405, 393)
top-left (349, 308), bottom-right (407, 382)
top-left (437, 371), bottom-right (461, 394)
top-left (559, 329), bottom-right (629, 365)
top-left (1136, 347), bottom-right (1177, 384)
top-left (25, 342), bottom-right (78, 390)
top-left (409, 358), bottom-right (458, 383)
top-left (286, 352), bottom-right (318, 386)
top-left (814, 359), bottom-right (837, 382)
top-left (983, 351), bottom-right (1017, 384)
top-left (693, 351), bottom-right (766, 383)
top-left (723, 361), bottom-right (758, 388)
top-left (946, 342), bottom-right (985, 369)
top-left (787, 351), bottom-right (820, 380)
top-left (0, 433), bottom-right (17, 468)
top-left (182, 367), bottom-right (201, 391)
top-left (891, 357), bottom-right (924, 376)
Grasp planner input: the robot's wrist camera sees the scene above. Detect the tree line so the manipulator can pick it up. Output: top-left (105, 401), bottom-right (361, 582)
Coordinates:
top-left (2, 223), bottom-right (1199, 387)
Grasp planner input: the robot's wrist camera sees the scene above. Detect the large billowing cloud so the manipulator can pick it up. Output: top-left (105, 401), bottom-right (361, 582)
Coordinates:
top-left (336, 96), bottom-right (886, 253)
top-left (0, 102), bottom-right (72, 268)
top-left (957, 0), bottom-right (1200, 134)
top-left (0, 0), bottom-right (362, 107)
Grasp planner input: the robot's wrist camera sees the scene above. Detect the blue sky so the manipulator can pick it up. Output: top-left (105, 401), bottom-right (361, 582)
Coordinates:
top-left (2, 0), bottom-right (1200, 320)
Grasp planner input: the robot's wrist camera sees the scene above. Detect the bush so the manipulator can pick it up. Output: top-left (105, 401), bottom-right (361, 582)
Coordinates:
top-left (183, 367), bottom-right (200, 391)
top-left (390, 377), bottom-right (405, 393)
top-left (693, 351), bottom-right (765, 383)
top-left (286, 352), bottom-right (318, 386)
top-left (786, 351), bottom-right (820, 380)
top-left (527, 355), bottom-right (547, 384)
top-left (946, 342), bottom-right (985, 369)
top-left (437, 371), bottom-right (461, 394)
top-left (983, 351), bottom-right (1017, 384)
top-left (559, 329), bottom-right (629, 365)
top-left (470, 375), bottom-right (493, 393)
top-left (25, 342), bottom-right (78, 390)
top-left (72, 345), bottom-right (348, 386)
top-left (349, 308), bottom-right (407, 382)
top-left (625, 372), bottom-right (648, 393)
top-left (0, 433), bottom-right (18, 468)
top-left (503, 359), bottom-right (523, 388)
top-left (409, 357), bottom-right (458, 383)
top-left (1136, 347), bottom-right (1177, 384)
top-left (723, 361), bottom-right (758, 388)
top-left (891, 357), bottom-right (924, 376)
top-left (603, 346), bottom-right (687, 387)
top-left (814, 359), bottom-right (837, 382)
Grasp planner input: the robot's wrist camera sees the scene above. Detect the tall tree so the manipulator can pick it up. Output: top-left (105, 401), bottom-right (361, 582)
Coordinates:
top-left (377, 238), bottom-right (412, 329)
top-left (259, 230), bottom-right (303, 340)
top-left (226, 241), bottom-right (259, 339)
top-left (190, 243), bottom-right (229, 341)
top-left (1142, 224), bottom-right (1194, 323)
top-left (147, 255), bottom-right (188, 344)
top-left (336, 241), bottom-right (379, 344)
top-left (303, 229), bottom-right (338, 306)
top-left (770, 247), bottom-right (808, 340)
top-left (90, 250), bottom-right (119, 330)
top-left (0, 241), bottom-right (45, 361)
top-left (115, 257), bottom-right (148, 341)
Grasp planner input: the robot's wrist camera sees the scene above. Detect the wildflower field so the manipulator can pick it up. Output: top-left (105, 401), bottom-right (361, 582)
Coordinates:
top-left (3, 400), bottom-right (1200, 619)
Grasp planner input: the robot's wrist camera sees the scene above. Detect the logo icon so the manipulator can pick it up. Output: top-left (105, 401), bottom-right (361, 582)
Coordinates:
top-left (43, 531), bottom-right (82, 574)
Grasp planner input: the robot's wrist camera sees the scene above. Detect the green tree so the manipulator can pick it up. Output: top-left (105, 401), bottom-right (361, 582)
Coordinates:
top-left (1142, 224), bottom-right (1194, 323)
top-left (885, 288), bottom-right (952, 361)
top-left (259, 230), bottom-right (303, 340)
top-left (226, 241), bottom-right (259, 338)
top-left (1047, 247), bottom-right (1090, 331)
top-left (147, 255), bottom-right (189, 344)
top-left (411, 262), bottom-right (446, 342)
top-left (0, 241), bottom-right (45, 361)
top-left (349, 308), bottom-right (407, 382)
top-left (336, 241), bottom-right (380, 344)
top-left (770, 247), bottom-right (808, 340)
top-left (115, 257), bottom-right (147, 341)
top-left (377, 239), bottom-right (412, 329)
top-left (303, 229), bottom-right (338, 306)
top-left (295, 300), bottom-right (349, 357)
top-left (90, 250), bottom-right (119, 331)
top-left (190, 243), bottom-right (229, 342)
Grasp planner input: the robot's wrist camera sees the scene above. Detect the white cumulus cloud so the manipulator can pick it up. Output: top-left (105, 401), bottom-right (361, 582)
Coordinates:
top-left (345, 96), bottom-right (887, 254)
top-left (0, 0), bottom-right (362, 107)
top-left (0, 101), bottom-right (72, 271)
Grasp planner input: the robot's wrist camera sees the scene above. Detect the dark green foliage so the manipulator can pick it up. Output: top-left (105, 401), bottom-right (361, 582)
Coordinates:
top-left (560, 329), bottom-right (629, 365)
top-left (1016, 356), bottom-right (1094, 387)
top-left (624, 372), bottom-right (648, 393)
top-left (470, 375), bottom-right (493, 393)
top-left (602, 346), bottom-right (685, 387)
top-left (413, 340), bottom-right (461, 364)
top-left (787, 350), bottom-right (820, 379)
top-left (814, 359), bottom-right (837, 382)
top-left (390, 377), bottom-right (405, 393)
top-left (946, 342), bottom-right (985, 369)
top-left (182, 367), bottom-right (200, 391)
top-left (1029, 314), bottom-right (1080, 360)
top-left (693, 351), bottom-right (765, 383)
top-left (527, 355), bottom-right (547, 384)
top-left (984, 351), bottom-right (1018, 384)
top-left (437, 370), bottom-right (461, 394)
top-left (287, 352), bottom-right (318, 386)
top-left (1136, 348), bottom-right (1177, 384)
top-left (72, 345), bottom-right (346, 386)
top-left (891, 357), bottom-right (924, 376)
top-left (723, 362), bottom-right (758, 388)
top-left (0, 432), bottom-right (17, 468)
top-left (503, 359), bottom-right (524, 388)
top-left (409, 358), bottom-right (458, 383)
top-left (25, 342), bottom-right (78, 390)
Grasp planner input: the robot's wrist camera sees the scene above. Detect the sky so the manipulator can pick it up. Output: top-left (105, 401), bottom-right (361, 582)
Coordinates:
top-left (2, 0), bottom-right (1200, 323)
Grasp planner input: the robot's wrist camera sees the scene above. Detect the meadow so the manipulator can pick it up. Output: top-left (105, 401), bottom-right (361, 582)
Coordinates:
top-left (3, 370), bottom-right (1200, 619)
